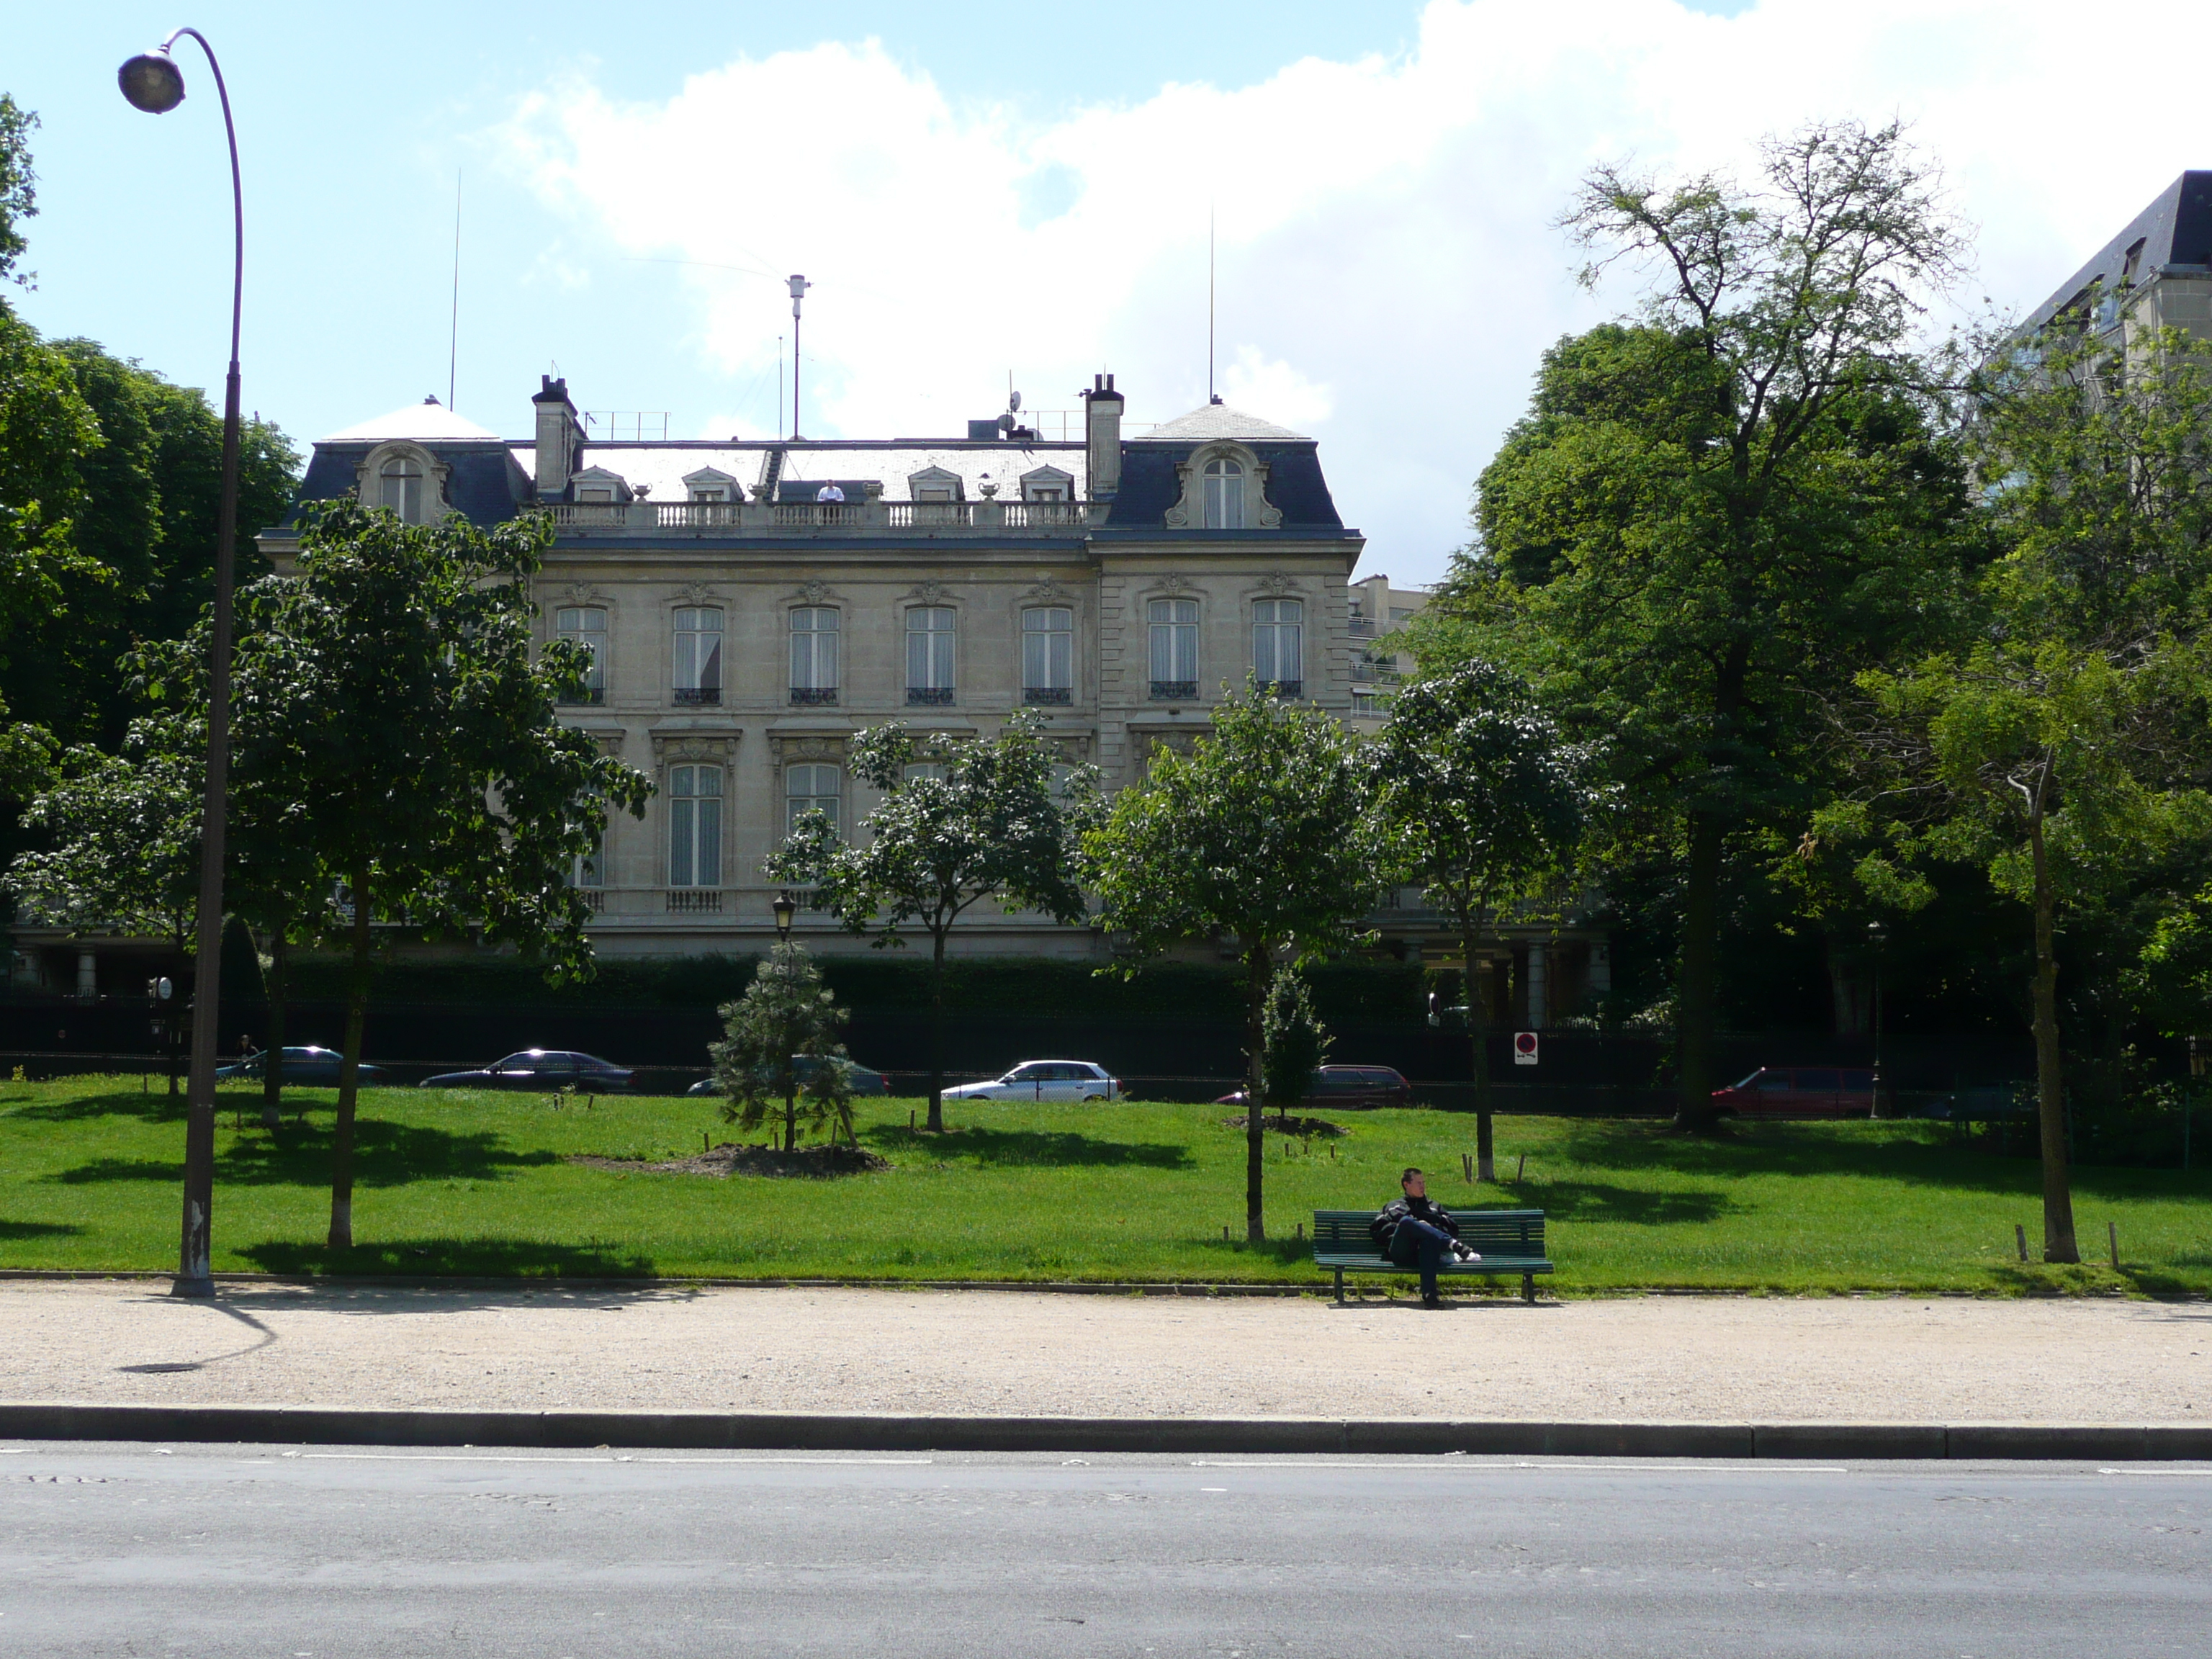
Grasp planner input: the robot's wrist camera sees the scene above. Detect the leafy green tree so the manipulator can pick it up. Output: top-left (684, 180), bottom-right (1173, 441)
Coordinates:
top-left (1445, 120), bottom-right (1973, 1127)
top-left (1367, 660), bottom-right (1587, 1177)
top-left (1085, 680), bottom-right (1385, 1241)
top-left (1843, 322), bottom-right (2212, 1262)
top-left (768, 709), bottom-right (1093, 1133)
top-left (226, 500), bottom-right (650, 1248)
top-left (1258, 964), bottom-right (1330, 1127)
top-left (709, 943), bottom-right (856, 1153)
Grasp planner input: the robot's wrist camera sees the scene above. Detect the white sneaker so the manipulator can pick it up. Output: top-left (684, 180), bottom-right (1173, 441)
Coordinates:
top-left (1452, 1244), bottom-right (1481, 1262)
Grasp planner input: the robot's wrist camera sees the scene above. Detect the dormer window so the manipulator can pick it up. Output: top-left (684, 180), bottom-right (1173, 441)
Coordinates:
top-left (570, 465), bottom-right (629, 507)
top-left (683, 465), bottom-right (738, 504)
top-left (1020, 464), bottom-right (1075, 503)
top-left (378, 456), bottom-right (425, 523)
top-left (907, 465), bottom-right (964, 505)
top-left (1203, 458), bottom-right (1245, 529)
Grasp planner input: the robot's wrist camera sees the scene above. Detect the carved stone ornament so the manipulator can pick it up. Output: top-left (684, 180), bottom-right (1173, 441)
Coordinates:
top-left (1022, 575), bottom-right (1072, 604)
top-left (672, 580), bottom-right (722, 607)
top-left (1258, 571), bottom-right (1298, 595)
top-left (770, 734), bottom-right (849, 767)
top-left (554, 581), bottom-right (613, 608)
top-left (1048, 735), bottom-right (1092, 763)
top-left (585, 729), bottom-right (628, 757)
top-left (908, 580), bottom-right (950, 605)
top-left (1149, 572), bottom-right (1195, 596)
top-left (650, 733), bottom-right (739, 764)
top-left (796, 579), bottom-right (836, 606)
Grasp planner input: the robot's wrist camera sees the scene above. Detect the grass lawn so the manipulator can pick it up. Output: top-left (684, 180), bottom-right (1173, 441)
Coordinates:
top-left (0, 1074), bottom-right (2206, 1294)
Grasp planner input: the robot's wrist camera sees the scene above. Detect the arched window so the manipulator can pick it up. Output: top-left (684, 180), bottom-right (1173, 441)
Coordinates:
top-left (379, 455), bottom-right (425, 523)
top-left (907, 606), bottom-right (956, 705)
top-left (1022, 607), bottom-right (1073, 703)
top-left (1202, 457), bottom-right (1245, 529)
top-left (1252, 598), bottom-right (1303, 695)
top-left (789, 608), bottom-right (839, 705)
top-left (1148, 598), bottom-right (1198, 700)
top-left (673, 607), bottom-right (723, 705)
top-left (787, 764), bottom-right (842, 835)
top-left (667, 765), bottom-right (723, 889)
top-left (554, 606), bottom-right (607, 705)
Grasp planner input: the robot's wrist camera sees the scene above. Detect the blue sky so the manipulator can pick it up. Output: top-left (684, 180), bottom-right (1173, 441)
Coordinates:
top-left (7, 1), bottom-right (2201, 585)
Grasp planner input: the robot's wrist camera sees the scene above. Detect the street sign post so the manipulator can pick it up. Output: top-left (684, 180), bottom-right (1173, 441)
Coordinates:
top-left (1514, 1030), bottom-right (1539, 1066)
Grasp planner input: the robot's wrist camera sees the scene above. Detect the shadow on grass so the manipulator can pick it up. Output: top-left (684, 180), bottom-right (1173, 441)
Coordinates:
top-left (240, 1238), bottom-right (657, 1280)
top-left (1515, 1179), bottom-right (1737, 1226)
top-left (863, 1125), bottom-right (1193, 1171)
top-left (0, 1219), bottom-right (85, 1240)
top-left (6, 1089), bottom-right (192, 1125)
top-left (1550, 1120), bottom-right (2063, 1196)
top-left (50, 1118), bottom-right (557, 1191)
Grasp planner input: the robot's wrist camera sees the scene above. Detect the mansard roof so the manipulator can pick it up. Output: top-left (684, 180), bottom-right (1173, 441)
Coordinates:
top-left (320, 400), bottom-right (503, 444)
top-left (2026, 170), bottom-right (2212, 331)
top-left (1138, 403), bottom-right (1311, 442)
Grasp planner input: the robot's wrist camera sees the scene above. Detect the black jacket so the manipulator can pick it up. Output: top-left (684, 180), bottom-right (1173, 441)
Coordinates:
top-left (1370, 1195), bottom-right (1459, 1246)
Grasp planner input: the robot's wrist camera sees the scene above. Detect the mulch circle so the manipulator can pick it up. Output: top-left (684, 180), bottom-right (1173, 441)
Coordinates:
top-left (568, 1143), bottom-right (891, 1179)
top-left (1219, 1114), bottom-right (1347, 1138)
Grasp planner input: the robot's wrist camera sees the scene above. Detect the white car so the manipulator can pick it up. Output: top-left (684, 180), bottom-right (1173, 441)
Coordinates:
top-left (943, 1060), bottom-right (1123, 1102)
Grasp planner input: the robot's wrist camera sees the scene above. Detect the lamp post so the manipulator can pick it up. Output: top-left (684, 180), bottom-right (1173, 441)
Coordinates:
top-left (119, 28), bottom-right (243, 1298)
top-left (772, 891), bottom-right (797, 942)
top-left (1866, 919), bottom-right (1888, 1120)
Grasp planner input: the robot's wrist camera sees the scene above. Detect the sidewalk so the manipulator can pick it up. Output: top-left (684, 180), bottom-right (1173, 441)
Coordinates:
top-left (4, 1279), bottom-right (2206, 1425)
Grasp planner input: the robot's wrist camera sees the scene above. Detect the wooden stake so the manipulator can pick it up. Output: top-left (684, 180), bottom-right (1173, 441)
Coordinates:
top-left (2015, 1223), bottom-right (2028, 1263)
top-left (1462, 1152), bottom-right (1473, 1183)
top-left (1295, 1221), bottom-right (1304, 1241)
top-left (703, 1130), bottom-right (709, 1154)
top-left (1516, 1151), bottom-right (1527, 1181)
top-left (1223, 1225), bottom-right (1230, 1242)
top-left (2108, 1219), bottom-right (2120, 1269)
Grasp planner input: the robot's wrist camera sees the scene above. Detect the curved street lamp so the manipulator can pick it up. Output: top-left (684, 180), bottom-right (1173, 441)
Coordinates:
top-left (118, 27), bottom-right (244, 1299)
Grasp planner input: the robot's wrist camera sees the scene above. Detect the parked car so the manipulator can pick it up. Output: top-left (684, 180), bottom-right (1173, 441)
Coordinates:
top-left (217, 1046), bottom-right (385, 1087)
top-left (686, 1057), bottom-right (890, 1097)
top-left (1216, 1064), bottom-right (1412, 1112)
top-left (1709, 1066), bottom-right (1874, 1118)
top-left (419, 1051), bottom-right (634, 1092)
top-left (943, 1060), bottom-right (1122, 1102)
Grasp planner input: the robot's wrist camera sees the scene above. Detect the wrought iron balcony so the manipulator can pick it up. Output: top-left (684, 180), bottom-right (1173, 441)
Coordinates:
top-left (1023, 686), bottom-right (1072, 706)
top-left (557, 685), bottom-right (606, 707)
top-left (907, 687), bottom-right (956, 706)
top-left (1149, 680), bottom-right (1198, 701)
top-left (788, 686), bottom-right (839, 706)
top-left (1263, 679), bottom-right (1304, 700)
top-left (671, 686), bottom-right (721, 706)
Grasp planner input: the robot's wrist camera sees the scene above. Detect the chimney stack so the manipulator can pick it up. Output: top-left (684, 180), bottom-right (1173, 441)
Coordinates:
top-left (1083, 372), bottom-right (1123, 501)
top-left (532, 375), bottom-right (583, 500)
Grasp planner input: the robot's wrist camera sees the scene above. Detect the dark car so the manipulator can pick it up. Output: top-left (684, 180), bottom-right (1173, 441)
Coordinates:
top-left (420, 1050), bottom-right (634, 1092)
top-left (1217, 1064), bottom-right (1412, 1111)
top-left (1709, 1066), bottom-right (1874, 1119)
top-left (686, 1056), bottom-right (891, 1097)
top-left (217, 1047), bottom-right (385, 1087)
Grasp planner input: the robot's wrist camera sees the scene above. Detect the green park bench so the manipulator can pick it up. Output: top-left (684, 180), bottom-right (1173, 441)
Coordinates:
top-left (1312, 1208), bottom-right (1552, 1305)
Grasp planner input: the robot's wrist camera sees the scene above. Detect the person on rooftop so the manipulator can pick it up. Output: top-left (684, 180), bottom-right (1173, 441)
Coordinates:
top-left (815, 482), bottom-right (845, 504)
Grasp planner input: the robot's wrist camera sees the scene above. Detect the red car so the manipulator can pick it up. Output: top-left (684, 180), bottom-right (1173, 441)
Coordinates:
top-left (1711, 1066), bottom-right (1875, 1119)
top-left (1218, 1065), bottom-right (1412, 1112)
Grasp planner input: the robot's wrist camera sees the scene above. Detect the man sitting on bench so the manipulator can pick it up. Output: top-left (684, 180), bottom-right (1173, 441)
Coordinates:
top-left (1371, 1166), bottom-right (1480, 1308)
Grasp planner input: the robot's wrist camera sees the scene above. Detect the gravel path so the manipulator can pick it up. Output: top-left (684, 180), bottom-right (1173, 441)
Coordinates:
top-left (2, 1279), bottom-right (2206, 1424)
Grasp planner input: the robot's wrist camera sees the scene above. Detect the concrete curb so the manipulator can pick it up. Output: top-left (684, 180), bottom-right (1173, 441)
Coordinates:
top-left (4, 1403), bottom-right (2209, 1460)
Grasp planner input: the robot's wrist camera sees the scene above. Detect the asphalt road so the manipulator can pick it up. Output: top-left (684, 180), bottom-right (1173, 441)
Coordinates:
top-left (4, 1443), bottom-right (2208, 1656)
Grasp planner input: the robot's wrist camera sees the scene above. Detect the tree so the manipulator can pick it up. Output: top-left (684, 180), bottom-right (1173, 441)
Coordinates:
top-left (709, 943), bottom-right (856, 1153)
top-left (1367, 661), bottom-right (1587, 1177)
top-left (229, 500), bottom-right (650, 1249)
top-left (1448, 120), bottom-right (1972, 1127)
top-left (1843, 321), bottom-right (2212, 1262)
top-left (768, 709), bottom-right (1093, 1133)
top-left (1085, 680), bottom-right (1385, 1241)
top-left (1258, 964), bottom-right (1330, 1128)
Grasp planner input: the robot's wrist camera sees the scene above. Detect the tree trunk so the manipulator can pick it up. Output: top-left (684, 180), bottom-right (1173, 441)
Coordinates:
top-left (2028, 814), bottom-right (2080, 1263)
top-left (783, 1079), bottom-right (797, 1154)
top-left (261, 931), bottom-right (288, 1130)
top-left (926, 930), bottom-right (948, 1133)
top-left (1246, 945), bottom-right (1269, 1243)
top-left (1673, 809), bottom-right (1725, 1130)
top-left (328, 871), bottom-right (372, 1252)
top-left (1463, 920), bottom-right (1495, 1181)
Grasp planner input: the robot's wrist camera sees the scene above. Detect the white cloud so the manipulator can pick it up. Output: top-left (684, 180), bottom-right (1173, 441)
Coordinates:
top-left (490, 0), bottom-right (2212, 585)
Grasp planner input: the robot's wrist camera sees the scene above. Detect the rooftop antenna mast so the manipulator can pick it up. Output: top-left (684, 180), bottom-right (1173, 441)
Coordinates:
top-left (1208, 204), bottom-right (1218, 405)
top-left (788, 274), bottom-right (811, 437)
top-left (446, 170), bottom-right (462, 411)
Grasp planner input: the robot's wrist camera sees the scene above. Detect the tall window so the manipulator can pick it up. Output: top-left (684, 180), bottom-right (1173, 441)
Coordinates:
top-left (673, 607), bottom-right (723, 705)
top-left (787, 764), bottom-right (842, 835)
top-left (1252, 598), bottom-right (1303, 694)
top-left (790, 608), bottom-right (839, 705)
top-left (554, 606), bottom-right (607, 705)
top-left (907, 606), bottom-right (956, 704)
top-left (1202, 457), bottom-right (1244, 529)
top-left (667, 765), bottom-right (722, 889)
top-left (902, 762), bottom-right (951, 787)
top-left (1148, 598), bottom-right (1198, 699)
top-left (378, 456), bottom-right (424, 523)
top-left (1022, 606), bottom-right (1073, 704)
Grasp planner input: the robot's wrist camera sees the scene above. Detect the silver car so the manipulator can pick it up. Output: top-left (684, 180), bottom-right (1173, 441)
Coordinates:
top-left (942, 1060), bottom-right (1122, 1102)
